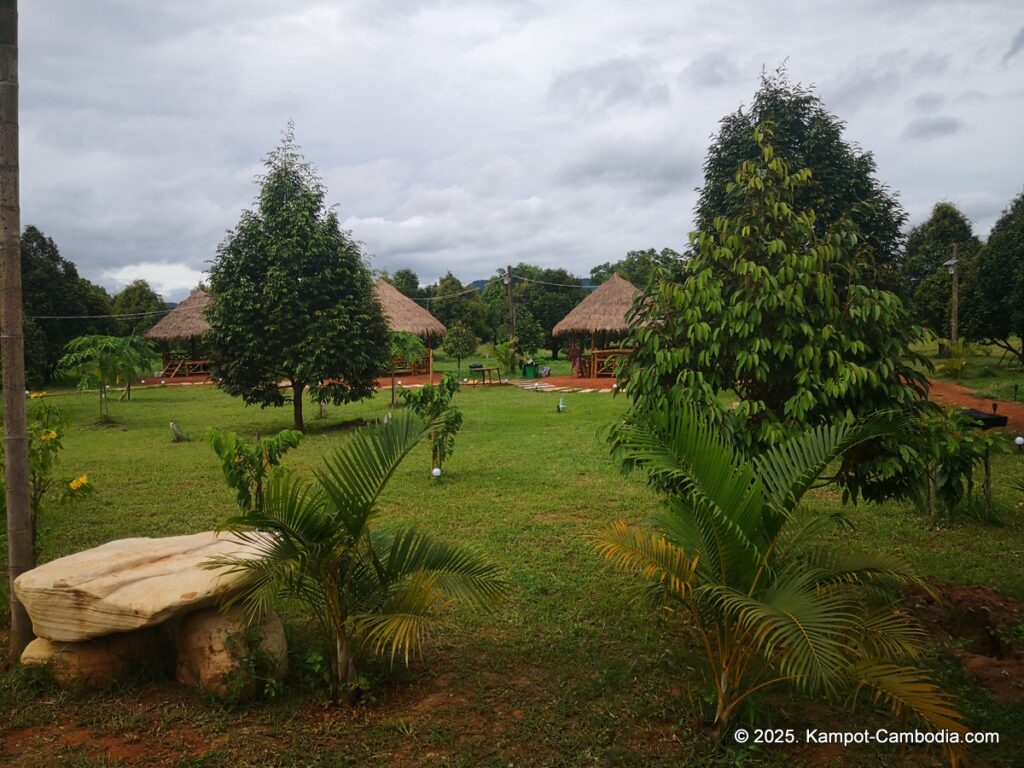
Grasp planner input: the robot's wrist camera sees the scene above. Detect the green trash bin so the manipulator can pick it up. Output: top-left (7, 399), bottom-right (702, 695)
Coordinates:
top-left (522, 363), bottom-right (538, 379)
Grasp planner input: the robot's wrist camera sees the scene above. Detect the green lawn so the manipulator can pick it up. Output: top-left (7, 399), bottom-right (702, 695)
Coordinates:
top-left (2, 383), bottom-right (1023, 767)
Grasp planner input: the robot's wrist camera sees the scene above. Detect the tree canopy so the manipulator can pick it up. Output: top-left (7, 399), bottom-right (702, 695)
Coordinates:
top-left (20, 226), bottom-right (113, 385)
top-left (111, 279), bottom-right (166, 337)
top-left (590, 248), bottom-right (681, 287)
top-left (512, 266), bottom-right (586, 359)
top-left (903, 203), bottom-right (981, 339)
top-left (207, 126), bottom-right (390, 430)
top-left (390, 268), bottom-right (420, 298)
top-left (967, 191), bottom-right (1024, 364)
top-left (621, 125), bottom-right (931, 501)
top-left (697, 70), bottom-right (907, 297)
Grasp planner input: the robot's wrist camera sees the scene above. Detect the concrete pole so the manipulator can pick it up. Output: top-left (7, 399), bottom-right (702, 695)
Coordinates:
top-left (0, 0), bottom-right (33, 661)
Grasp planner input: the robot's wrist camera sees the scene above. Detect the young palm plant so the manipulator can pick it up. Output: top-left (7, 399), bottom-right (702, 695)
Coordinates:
top-left (211, 411), bottom-right (505, 702)
top-left (596, 405), bottom-right (967, 763)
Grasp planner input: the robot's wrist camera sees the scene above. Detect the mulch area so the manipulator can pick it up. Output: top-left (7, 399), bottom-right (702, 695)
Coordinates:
top-left (928, 377), bottom-right (1024, 430)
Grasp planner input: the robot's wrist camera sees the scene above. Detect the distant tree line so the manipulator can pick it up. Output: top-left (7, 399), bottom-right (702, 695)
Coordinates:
top-left (18, 225), bottom-right (167, 386)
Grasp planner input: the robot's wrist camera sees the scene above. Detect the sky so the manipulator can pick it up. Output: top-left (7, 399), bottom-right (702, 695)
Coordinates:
top-left (21, 0), bottom-right (1024, 301)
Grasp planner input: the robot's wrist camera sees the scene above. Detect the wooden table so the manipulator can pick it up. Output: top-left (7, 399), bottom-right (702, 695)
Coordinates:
top-left (469, 366), bottom-right (501, 384)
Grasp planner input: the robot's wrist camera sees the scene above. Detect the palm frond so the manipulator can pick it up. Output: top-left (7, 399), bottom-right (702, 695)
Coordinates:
top-left (372, 528), bottom-right (507, 606)
top-left (848, 660), bottom-right (968, 766)
top-left (594, 521), bottom-right (699, 600)
top-left (707, 576), bottom-right (861, 695)
top-left (612, 405), bottom-right (766, 584)
top-left (796, 549), bottom-right (921, 590)
top-left (848, 607), bottom-right (927, 661)
top-left (315, 411), bottom-right (431, 537)
top-left (754, 414), bottom-right (897, 527)
top-left (351, 571), bottom-right (447, 665)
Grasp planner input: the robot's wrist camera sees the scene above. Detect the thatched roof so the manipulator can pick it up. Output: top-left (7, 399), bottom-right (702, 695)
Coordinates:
top-left (374, 280), bottom-right (446, 339)
top-left (552, 273), bottom-right (638, 337)
top-left (144, 289), bottom-right (212, 342)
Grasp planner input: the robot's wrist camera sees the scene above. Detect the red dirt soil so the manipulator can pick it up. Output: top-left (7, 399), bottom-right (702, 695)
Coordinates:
top-left (928, 377), bottom-right (1024, 430)
top-left (904, 579), bottom-right (1024, 704)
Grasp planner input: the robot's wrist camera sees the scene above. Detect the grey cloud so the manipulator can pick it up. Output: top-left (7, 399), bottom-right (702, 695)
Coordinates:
top-left (550, 57), bottom-right (670, 114)
top-left (902, 115), bottom-right (967, 139)
top-left (910, 92), bottom-right (945, 112)
top-left (824, 52), bottom-right (951, 113)
top-left (555, 136), bottom-right (699, 197)
top-left (1005, 26), bottom-right (1024, 62)
top-left (680, 52), bottom-right (741, 89)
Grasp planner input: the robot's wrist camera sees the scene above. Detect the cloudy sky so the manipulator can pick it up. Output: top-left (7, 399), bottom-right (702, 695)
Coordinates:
top-left (22, 0), bottom-right (1024, 301)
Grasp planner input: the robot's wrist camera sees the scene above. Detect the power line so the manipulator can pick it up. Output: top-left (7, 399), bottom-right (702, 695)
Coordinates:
top-left (512, 274), bottom-right (592, 290)
top-left (29, 307), bottom-right (174, 320)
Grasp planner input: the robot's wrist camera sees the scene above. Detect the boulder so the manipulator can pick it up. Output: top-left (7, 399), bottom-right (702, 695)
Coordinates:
top-left (176, 605), bottom-right (287, 699)
top-left (13, 531), bottom-right (268, 642)
top-left (21, 628), bottom-right (162, 687)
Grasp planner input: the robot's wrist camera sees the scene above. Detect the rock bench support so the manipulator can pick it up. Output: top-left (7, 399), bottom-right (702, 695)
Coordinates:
top-left (13, 531), bottom-right (287, 698)
top-left (13, 531), bottom-right (266, 642)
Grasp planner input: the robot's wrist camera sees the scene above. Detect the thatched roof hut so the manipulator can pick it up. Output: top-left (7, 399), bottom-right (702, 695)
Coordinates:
top-left (374, 280), bottom-right (446, 339)
top-left (552, 273), bottom-right (637, 337)
top-left (144, 289), bottom-right (211, 342)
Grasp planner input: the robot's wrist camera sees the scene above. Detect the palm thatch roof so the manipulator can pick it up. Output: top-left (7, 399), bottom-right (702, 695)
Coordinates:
top-left (552, 273), bottom-right (638, 337)
top-left (374, 280), bottom-right (446, 339)
top-left (144, 289), bottom-right (212, 342)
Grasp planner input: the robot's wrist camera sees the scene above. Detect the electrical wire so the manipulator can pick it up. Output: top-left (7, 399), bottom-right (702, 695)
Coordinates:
top-left (29, 308), bottom-right (175, 320)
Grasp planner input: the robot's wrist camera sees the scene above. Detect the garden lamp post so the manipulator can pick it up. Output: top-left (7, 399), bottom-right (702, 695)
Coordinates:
top-left (944, 249), bottom-right (959, 349)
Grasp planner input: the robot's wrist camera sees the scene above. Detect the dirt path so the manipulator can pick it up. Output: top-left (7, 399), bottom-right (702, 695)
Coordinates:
top-left (928, 377), bottom-right (1024, 431)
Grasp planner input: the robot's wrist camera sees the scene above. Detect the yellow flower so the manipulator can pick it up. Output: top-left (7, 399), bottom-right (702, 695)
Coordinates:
top-left (69, 474), bottom-right (90, 491)
top-left (40, 430), bottom-right (58, 442)
top-left (29, 391), bottom-right (48, 399)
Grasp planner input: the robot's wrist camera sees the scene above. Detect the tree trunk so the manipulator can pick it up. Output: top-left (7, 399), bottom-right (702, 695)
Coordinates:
top-left (292, 381), bottom-right (305, 431)
top-left (0, 0), bottom-right (32, 662)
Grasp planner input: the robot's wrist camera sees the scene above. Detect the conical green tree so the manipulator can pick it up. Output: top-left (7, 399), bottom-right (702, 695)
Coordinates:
top-left (208, 125), bottom-right (389, 430)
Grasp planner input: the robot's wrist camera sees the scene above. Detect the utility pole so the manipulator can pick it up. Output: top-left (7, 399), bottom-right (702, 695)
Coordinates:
top-left (0, 0), bottom-right (32, 661)
top-left (504, 264), bottom-right (516, 341)
top-left (945, 244), bottom-right (959, 349)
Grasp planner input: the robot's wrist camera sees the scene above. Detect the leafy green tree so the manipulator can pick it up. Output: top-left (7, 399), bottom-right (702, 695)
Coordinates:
top-left (622, 126), bottom-right (931, 501)
top-left (400, 373), bottom-right (463, 471)
top-left (20, 226), bottom-right (113, 385)
top-left (207, 428), bottom-right (303, 514)
top-left (391, 268), bottom-right (420, 298)
top-left (425, 272), bottom-right (490, 341)
top-left (442, 321), bottom-right (476, 372)
top-left (902, 203), bottom-right (981, 338)
top-left (57, 335), bottom-right (156, 418)
top-left (212, 412), bottom-right (504, 702)
top-left (497, 308), bottom-right (544, 356)
top-left (697, 70), bottom-right (907, 297)
top-left (207, 126), bottom-right (390, 430)
top-left (514, 267), bottom-right (586, 359)
top-left (596, 403), bottom-right (965, 758)
top-left (966, 191), bottom-right (1024, 364)
top-left (590, 248), bottom-right (681, 287)
top-left (111, 279), bottom-right (166, 337)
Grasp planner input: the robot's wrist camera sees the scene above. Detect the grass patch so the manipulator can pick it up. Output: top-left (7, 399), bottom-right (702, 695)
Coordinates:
top-left (2, 383), bottom-right (1023, 766)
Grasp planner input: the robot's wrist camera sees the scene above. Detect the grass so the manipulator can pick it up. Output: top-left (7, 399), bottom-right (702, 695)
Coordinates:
top-left (2, 382), bottom-right (1024, 767)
